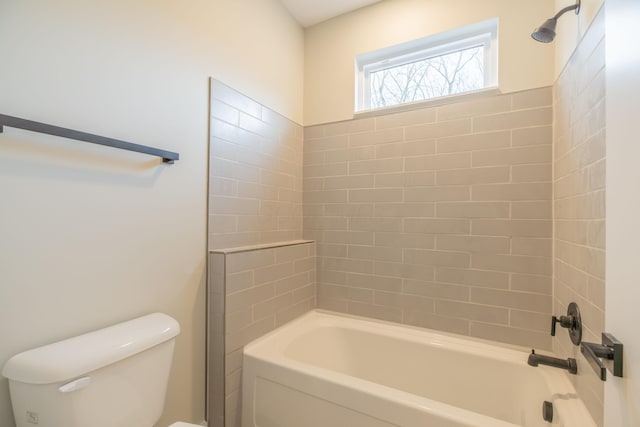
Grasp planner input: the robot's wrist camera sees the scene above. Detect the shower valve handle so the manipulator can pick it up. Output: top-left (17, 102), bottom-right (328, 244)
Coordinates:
top-left (551, 315), bottom-right (575, 336)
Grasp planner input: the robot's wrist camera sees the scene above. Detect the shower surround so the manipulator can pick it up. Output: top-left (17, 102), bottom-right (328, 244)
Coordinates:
top-left (303, 87), bottom-right (554, 350)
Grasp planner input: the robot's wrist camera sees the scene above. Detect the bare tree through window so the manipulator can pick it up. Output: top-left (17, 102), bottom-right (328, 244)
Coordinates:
top-left (370, 46), bottom-right (484, 109)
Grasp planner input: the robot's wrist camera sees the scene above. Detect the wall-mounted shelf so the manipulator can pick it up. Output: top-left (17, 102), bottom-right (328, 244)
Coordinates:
top-left (0, 114), bottom-right (179, 164)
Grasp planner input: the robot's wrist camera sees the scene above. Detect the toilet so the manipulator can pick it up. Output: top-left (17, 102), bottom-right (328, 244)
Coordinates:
top-left (2, 313), bottom-right (201, 427)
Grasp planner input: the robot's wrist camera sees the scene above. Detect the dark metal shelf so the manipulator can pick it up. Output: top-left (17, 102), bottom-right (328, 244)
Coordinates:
top-left (0, 114), bottom-right (179, 164)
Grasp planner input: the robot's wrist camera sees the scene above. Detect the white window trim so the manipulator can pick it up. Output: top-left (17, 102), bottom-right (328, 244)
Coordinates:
top-left (355, 18), bottom-right (499, 113)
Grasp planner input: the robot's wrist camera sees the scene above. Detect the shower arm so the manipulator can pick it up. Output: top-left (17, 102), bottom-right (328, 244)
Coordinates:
top-left (553, 2), bottom-right (580, 20)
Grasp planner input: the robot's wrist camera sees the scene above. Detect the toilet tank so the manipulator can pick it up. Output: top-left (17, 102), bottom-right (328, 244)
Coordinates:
top-left (2, 313), bottom-right (180, 427)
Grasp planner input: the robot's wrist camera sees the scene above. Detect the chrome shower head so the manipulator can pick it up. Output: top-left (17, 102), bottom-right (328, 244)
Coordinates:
top-left (531, 0), bottom-right (580, 43)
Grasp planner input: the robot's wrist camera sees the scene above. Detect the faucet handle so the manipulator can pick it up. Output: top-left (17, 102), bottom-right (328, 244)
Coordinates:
top-left (550, 302), bottom-right (582, 345)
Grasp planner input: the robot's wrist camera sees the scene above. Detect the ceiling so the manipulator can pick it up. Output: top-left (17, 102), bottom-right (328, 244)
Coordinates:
top-left (280, 0), bottom-right (383, 28)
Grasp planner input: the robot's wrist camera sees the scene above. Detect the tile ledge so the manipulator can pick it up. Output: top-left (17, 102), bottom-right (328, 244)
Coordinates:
top-left (209, 240), bottom-right (314, 254)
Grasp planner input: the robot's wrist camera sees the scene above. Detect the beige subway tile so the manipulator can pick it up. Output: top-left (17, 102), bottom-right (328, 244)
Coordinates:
top-left (303, 177), bottom-right (323, 191)
top-left (512, 126), bottom-right (552, 147)
top-left (436, 267), bottom-right (509, 289)
top-left (436, 235), bottom-right (510, 254)
top-left (254, 262), bottom-right (295, 285)
top-left (226, 308), bottom-right (252, 334)
top-left (374, 291), bottom-right (435, 312)
top-left (292, 284), bottom-right (315, 303)
top-left (347, 273), bottom-right (402, 292)
top-left (473, 107), bottom-right (552, 132)
top-left (274, 272), bottom-right (310, 294)
top-left (375, 171), bottom-right (435, 188)
top-left (511, 238), bottom-right (552, 257)
top-left (436, 300), bottom-right (509, 324)
top-left (405, 186), bottom-right (470, 202)
top-left (437, 96), bottom-right (512, 121)
top-left (511, 201), bottom-right (552, 219)
top-left (555, 220), bottom-right (588, 245)
top-left (212, 80), bottom-right (262, 119)
top-left (225, 316), bottom-right (276, 352)
top-left (348, 245), bottom-right (403, 262)
top-left (403, 280), bottom-right (469, 301)
top-left (324, 230), bottom-right (374, 245)
top-left (587, 220), bottom-right (605, 249)
top-left (295, 256), bottom-right (316, 274)
top-left (554, 191), bottom-right (605, 220)
top-left (305, 216), bottom-right (348, 230)
top-left (349, 128), bottom-right (404, 147)
top-left (376, 140), bottom-right (436, 158)
top-left (350, 189), bottom-right (403, 203)
top-left (437, 167), bottom-right (510, 185)
top-left (350, 158), bottom-right (404, 174)
top-left (275, 299), bottom-right (315, 327)
top-left (511, 274), bottom-right (552, 295)
top-left (472, 145), bottom-right (551, 167)
top-left (374, 232), bottom-right (435, 249)
top-left (303, 190), bottom-right (348, 204)
top-left (405, 152), bottom-right (471, 171)
top-left (211, 99), bottom-right (240, 125)
top-left (317, 243), bottom-right (347, 258)
top-left (304, 163), bottom-right (348, 178)
top-left (405, 118), bottom-right (472, 140)
top-left (317, 283), bottom-right (348, 300)
top-left (226, 271), bottom-right (253, 294)
top-left (210, 196), bottom-right (260, 215)
top-left (472, 219), bottom-right (552, 237)
top-left (304, 135), bottom-right (349, 152)
top-left (404, 311), bottom-right (470, 335)
top-left (324, 175), bottom-right (374, 190)
top-left (350, 217), bottom-right (403, 232)
top-left (436, 202), bottom-right (510, 218)
top-left (210, 176), bottom-right (238, 197)
top-left (510, 310), bottom-right (550, 332)
top-left (471, 322), bottom-right (551, 350)
top-left (226, 249), bottom-right (276, 273)
top-left (512, 164), bottom-right (551, 183)
top-left (555, 170), bottom-right (590, 199)
top-left (472, 253), bottom-right (551, 275)
top-left (473, 183), bottom-right (551, 201)
top-left (471, 288), bottom-right (551, 313)
top-left (374, 203), bottom-right (435, 218)
top-left (405, 218), bottom-right (470, 235)
top-left (323, 257), bottom-right (374, 274)
top-left (348, 301), bottom-right (402, 323)
top-left (404, 248), bottom-right (470, 268)
top-left (374, 261), bottom-right (435, 280)
top-left (317, 295), bottom-right (348, 312)
top-left (588, 159), bottom-right (606, 191)
top-left (226, 283), bottom-right (275, 314)
top-left (555, 240), bottom-right (605, 280)
top-left (210, 215), bottom-right (237, 234)
top-left (437, 131), bottom-right (511, 154)
top-left (324, 203), bottom-right (374, 217)
top-left (511, 87), bottom-right (552, 110)
top-left (375, 107), bottom-right (437, 129)
top-left (253, 293), bottom-right (293, 321)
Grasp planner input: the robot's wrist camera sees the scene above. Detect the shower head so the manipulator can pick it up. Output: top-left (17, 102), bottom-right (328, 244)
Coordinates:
top-left (531, 0), bottom-right (580, 43)
top-left (532, 18), bottom-right (558, 43)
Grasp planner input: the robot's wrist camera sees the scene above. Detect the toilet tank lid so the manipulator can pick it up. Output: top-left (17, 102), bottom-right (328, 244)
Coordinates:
top-left (2, 313), bottom-right (180, 384)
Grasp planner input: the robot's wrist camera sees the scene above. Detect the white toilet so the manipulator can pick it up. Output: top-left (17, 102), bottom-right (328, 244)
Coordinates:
top-left (2, 313), bottom-right (201, 427)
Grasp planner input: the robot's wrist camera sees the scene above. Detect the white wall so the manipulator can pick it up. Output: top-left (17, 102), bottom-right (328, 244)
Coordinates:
top-left (304, 0), bottom-right (555, 126)
top-left (0, 1), bottom-right (303, 426)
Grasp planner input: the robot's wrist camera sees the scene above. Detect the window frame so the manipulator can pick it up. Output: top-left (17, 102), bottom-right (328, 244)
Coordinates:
top-left (355, 18), bottom-right (499, 113)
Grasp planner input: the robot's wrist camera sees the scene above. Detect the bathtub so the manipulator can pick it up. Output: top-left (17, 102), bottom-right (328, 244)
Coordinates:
top-left (242, 310), bottom-right (596, 427)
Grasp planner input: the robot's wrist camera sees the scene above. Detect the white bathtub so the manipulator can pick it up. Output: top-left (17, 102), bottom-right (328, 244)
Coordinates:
top-left (242, 310), bottom-right (596, 427)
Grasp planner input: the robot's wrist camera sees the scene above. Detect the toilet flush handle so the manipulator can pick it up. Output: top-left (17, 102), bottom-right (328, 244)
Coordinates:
top-left (58, 376), bottom-right (91, 393)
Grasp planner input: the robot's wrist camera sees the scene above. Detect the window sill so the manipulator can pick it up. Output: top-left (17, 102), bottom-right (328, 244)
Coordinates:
top-left (354, 86), bottom-right (501, 119)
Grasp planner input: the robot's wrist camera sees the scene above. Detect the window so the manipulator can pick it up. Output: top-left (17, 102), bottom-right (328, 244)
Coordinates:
top-left (356, 18), bottom-right (498, 112)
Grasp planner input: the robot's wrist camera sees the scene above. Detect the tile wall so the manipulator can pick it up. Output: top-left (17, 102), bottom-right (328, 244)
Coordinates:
top-left (209, 242), bottom-right (316, 427)
top-left (303, 88), bottom-right (554, 349)
top-left (552, 8), bottom-right (606, 426)
top-left (209, 80), bottom-right (303, 251)
top-left (208, 80), bottom-right (314, 427)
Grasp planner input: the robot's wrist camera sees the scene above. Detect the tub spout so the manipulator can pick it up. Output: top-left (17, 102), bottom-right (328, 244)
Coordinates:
top-left (527, 349), bottom-right (577, 374)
